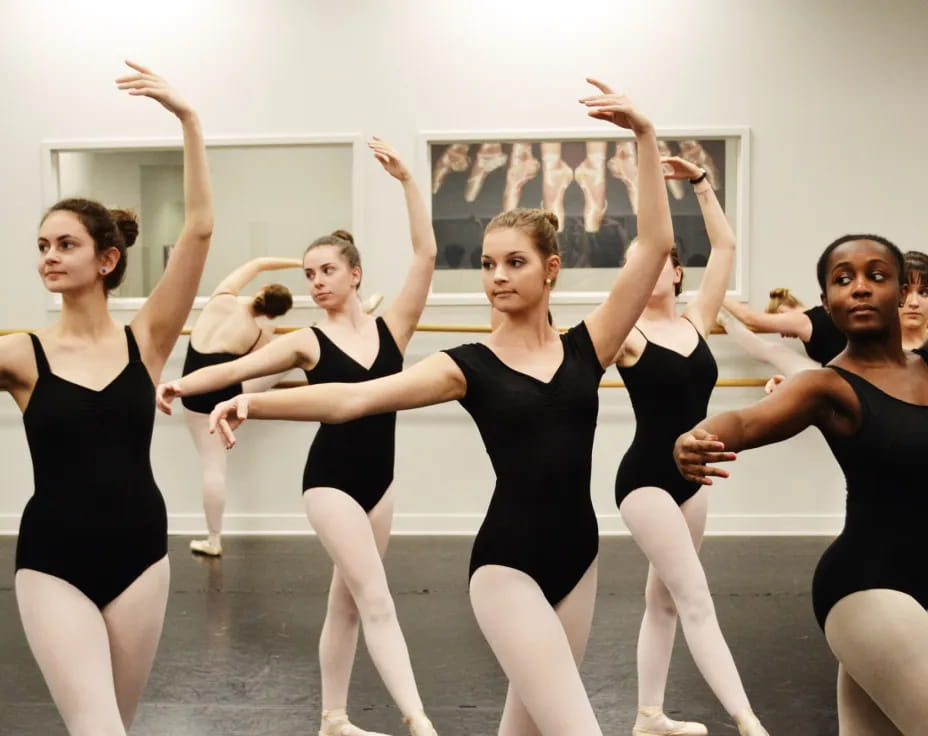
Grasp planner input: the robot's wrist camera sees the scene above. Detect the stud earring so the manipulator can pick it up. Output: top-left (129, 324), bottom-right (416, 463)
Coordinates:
top-left (545, 278), bottom-right (552, 286)
top-left (100, 268), bottom-right (107, 274)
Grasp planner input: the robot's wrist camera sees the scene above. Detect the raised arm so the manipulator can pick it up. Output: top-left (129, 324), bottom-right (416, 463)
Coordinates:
top-left (157, 328), bottom-right (318, 414)
top-left (667, 157), bottom-right (736, 335)
top-left (120, 62), bottom-right (214, 373)
top-left (209, 352), bottom-right (465, 448)
top-left (372, 138), bottom-right (438, 353)
top-left (212, 257), bottom-right (303, 296)
top-left (723, 297), bottom-right (813, 340)
top-left (580, 79), bottom-right (674, 365)
top-left (674, 368), bottom-right (842, 484)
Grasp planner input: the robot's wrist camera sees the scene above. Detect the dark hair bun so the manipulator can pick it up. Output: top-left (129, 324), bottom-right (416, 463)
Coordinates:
top-left (331, 229), bottom-right (354, 244)
top-left (110, 209), bottom-right (139, 248)
top-left (541, 211), bottom-right (559, 231)
top-left (769, 287), bottom-right (790, 299)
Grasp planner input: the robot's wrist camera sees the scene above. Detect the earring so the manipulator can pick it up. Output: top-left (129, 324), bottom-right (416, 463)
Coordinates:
top-left (545, 278), bottom-right (552, 286)
top-left (100, 268), bottom-right (107, 274)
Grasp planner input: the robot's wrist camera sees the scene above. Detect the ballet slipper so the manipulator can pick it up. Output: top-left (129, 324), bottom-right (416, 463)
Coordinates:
top-left (361, 293), bottom-right (384, 314)
top-left (432, 144), bottom-right (470, 195)
top-left (541, 154), bottom-right (573, 231)
top-left (502, 143), bottom-right (540, 210)
top-left (734, 710), bottom-right (769, 736)
top-left (403, 710), bottom-right (437, 736)
top-left (632, 705), bottom-right (708, 736)
top-left (189, 538), bottom-right (222, 556)
top-left (319, 708), bottom-right (392, 736)
top-left (465, 144), bottom-right (507, 202)
top-left (575, 154), bottom-right (607, 232)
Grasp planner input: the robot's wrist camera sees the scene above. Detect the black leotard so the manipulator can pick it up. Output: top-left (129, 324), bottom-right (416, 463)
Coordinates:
top-left (302, 317), bottom-right (403, 512)
top-left (181, 328), bottom-right (262, 414)
top-left (443, 322), bottom-right (604, 606)
top-left (615, 317), bottom-right (718, 506)
top-left (811, 362), bottom-right (928, 629)
top-left (15, 326), bottom-right (167, 610)
top-left (803, 306), bottom-right (846, 365)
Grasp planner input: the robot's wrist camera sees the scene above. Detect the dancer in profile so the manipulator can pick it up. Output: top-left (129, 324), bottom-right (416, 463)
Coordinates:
top-left (1, 61), bottom-right (212, 735)
top-left (205, 79), bottom-right (674, 736)
top-left (160, 139), bottom-right (440, 736)
top-left (611, 153), bottom-right (768, 736)
top-left (181, 257), bottom-right (302, 556)
top-left (676, 234), bottom-right (928, 734)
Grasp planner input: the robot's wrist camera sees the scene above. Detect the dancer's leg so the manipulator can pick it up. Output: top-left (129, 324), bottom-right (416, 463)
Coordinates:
top-left (184, 409), bottom-right (228, 554)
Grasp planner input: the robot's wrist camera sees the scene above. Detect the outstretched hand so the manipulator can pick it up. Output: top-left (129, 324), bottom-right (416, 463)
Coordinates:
top-left (765, 374), bottom-right (787, 395)
top-left (579, 79), bottom-right (653, 135)
top-left (209, 394), bottom-right (252, 449)
top-left (156, 380), bottom-right (182, 415)
top-left (661, 156), bottom-right (705, 181)
top-left (673, 428), bottom-right (736, 485)
top-left (369, 137), bottom-right (411, 182)
top-left (116, 61), bottom-right (193, 119)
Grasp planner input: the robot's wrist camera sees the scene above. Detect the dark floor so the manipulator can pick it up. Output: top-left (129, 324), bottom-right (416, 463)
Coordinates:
top-left (0, 536), bottom-right (837, 735)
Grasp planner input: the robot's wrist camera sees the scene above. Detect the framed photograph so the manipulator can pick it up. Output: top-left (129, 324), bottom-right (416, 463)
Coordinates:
top-left (421, 129), bottom-right (749, 305)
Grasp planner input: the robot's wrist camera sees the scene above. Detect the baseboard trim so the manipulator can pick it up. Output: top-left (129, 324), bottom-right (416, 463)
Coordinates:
top-left (0, 512), bottom-right (844, 536)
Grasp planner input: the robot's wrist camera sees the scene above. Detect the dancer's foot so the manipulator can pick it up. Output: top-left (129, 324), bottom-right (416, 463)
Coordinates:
top-left (541, 154), bottom-right (573, 231)
top-left (190, 536), bottom-right (222, 556)
top-left (632, 706), bottom-right (708, 736)
top-left (734, 710), bottom-right (769, 736)
top-left (574, 153), bottom-right (607, 232)
top-left (502, 143), bottom-right (540, 211)
top-left (608, 140), bottom-right (639, 213)
top-left (657, 140), bottom-right (685, 200)
top-left (465, 143), bottom-right (507, 202)
top-left (432, 144), bottom-right (470, 195)
top-left (403, 710), bottom-right (437, 736)
top-left (319, 708), bottom-right (391, 736)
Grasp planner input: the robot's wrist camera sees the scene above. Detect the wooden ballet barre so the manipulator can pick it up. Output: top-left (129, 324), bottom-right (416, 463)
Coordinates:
top-left (271, 377), bottom-right (769, 390)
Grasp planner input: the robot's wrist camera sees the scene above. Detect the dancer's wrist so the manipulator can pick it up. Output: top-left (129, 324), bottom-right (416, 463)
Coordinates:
top-left (689, 168), bottom-right (708, 185)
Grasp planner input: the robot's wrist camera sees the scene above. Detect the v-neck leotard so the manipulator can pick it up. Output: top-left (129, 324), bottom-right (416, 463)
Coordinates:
top-left (443, 322), bottom-right (605, 606)
top-left (302, 317), bottom-right (403, 512)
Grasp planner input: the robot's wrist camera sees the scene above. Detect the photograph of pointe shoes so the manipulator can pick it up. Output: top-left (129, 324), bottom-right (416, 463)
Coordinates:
top-left (430, 137), bottom-right (726, 275)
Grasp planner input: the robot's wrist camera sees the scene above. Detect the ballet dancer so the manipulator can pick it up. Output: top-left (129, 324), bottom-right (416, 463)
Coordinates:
top-left (0, 61), bottom-right (212, 735)
top-left (182, 257), bottom-right (302, 556)
top-left (205, 79), bottom-right (673, 736)
top-left (676, 234), bottom-right (928, 734)
top-left (611, 154), bottom-right (768, 736)
top-left (159, 139), bottom-right (439, 736)
top-left (900, 250), bottom-right (928, 350)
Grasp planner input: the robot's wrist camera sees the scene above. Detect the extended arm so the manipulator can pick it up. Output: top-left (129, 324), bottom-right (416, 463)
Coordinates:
top-left (723, 297), bottom-right (813, 340)
top-left (212, 257), bottom-right (303, 296)
top-left (580, 80), bottom-right (674, 365)
top-left (718, 310), bottom-right (819, 377)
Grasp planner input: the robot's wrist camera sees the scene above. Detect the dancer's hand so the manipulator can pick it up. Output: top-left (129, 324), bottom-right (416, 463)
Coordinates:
top-left (764, 374), bottom-right (786, 395)
top-left (674, 428), bottom-right (735, 485)
top-left (369, 137), bottom-right (411, 182)
top-left (579, 79), bottom-right (653, 135)
top-left (209, 395), bottom-right (252, 449)
top-left (661, 156), bottom-right (704, 181)
top-left (156, 380), bottom-right (183, 415)
top-left (116, 61), bottom-right (194, 119)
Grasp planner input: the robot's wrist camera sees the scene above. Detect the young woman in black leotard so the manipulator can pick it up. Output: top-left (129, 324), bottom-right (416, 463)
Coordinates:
top-left (612, 158), bottom-right (768, 736)
top-left (159, 139), bottom-right (439, 736)
top-left (182, 257), bottom-right (301, 556)
top-left (675, 234), bottom-right (928, 733)
top-left (0, 62), bottom-right (212, 735)
top-left (205, 80), bottom-right (674, 735)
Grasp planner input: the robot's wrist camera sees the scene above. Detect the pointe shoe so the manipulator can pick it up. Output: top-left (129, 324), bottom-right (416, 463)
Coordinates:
top-left (361, 293), bottom-right (384, 314)
top-left (502, 143), bottom-right (540, 210)
top-left (734, 711), bottom-right (768, 736)
top-left (657, 140), bottom-right (685, 200)
top-left (319, 708), bottom-right (392, 736)
top-left (679, 140), bottom-right (720, 190)
top-left (465, 144), bottom-right (507, 202)
top-left (574, 154), bottom-right (607, 232)
top-left (541, 154), bottom-right (573, 231)
top-left (189, 538), bottom-right (222, 556)
top-left (432, 143), bottom-right (470, 195)
top-left (632, 706), bottom-right (707, 736)
top-left (608, 141), bottom-right (639, 213)
top-left (403, 711), bottom-right (437, 736)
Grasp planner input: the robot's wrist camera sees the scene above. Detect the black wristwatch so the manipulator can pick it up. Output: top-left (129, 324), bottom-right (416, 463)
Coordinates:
top-left (689, 168), bottom-right (708, 185)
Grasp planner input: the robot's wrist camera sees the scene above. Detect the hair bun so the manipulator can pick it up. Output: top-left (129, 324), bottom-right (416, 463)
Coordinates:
top-left (541, 211), bottom-right (559, 230)
top-left (769, 287), bottom-right (790, 299)
top-left (110, 208), bottom-right (139, 248)
top-left (331, 229), bottom-right (354, 244)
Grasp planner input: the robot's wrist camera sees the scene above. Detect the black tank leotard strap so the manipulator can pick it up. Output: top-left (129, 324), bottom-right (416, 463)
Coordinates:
top-left (615, 316), bottom-right (718, 506)
top-left (15, 325), bottom-right (167, 609)
top-left (443, 321), bottom-right (604, 606)
top-left (803, 306), bottom-right (846, 365)
top-left (302, 317), bottom-right (403, 512)
top-left (811, 363), bottom-right (928, 629)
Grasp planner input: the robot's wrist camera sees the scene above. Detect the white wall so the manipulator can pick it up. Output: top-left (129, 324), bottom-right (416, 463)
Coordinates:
top-left (1, 0), bottom-right (925, 535)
